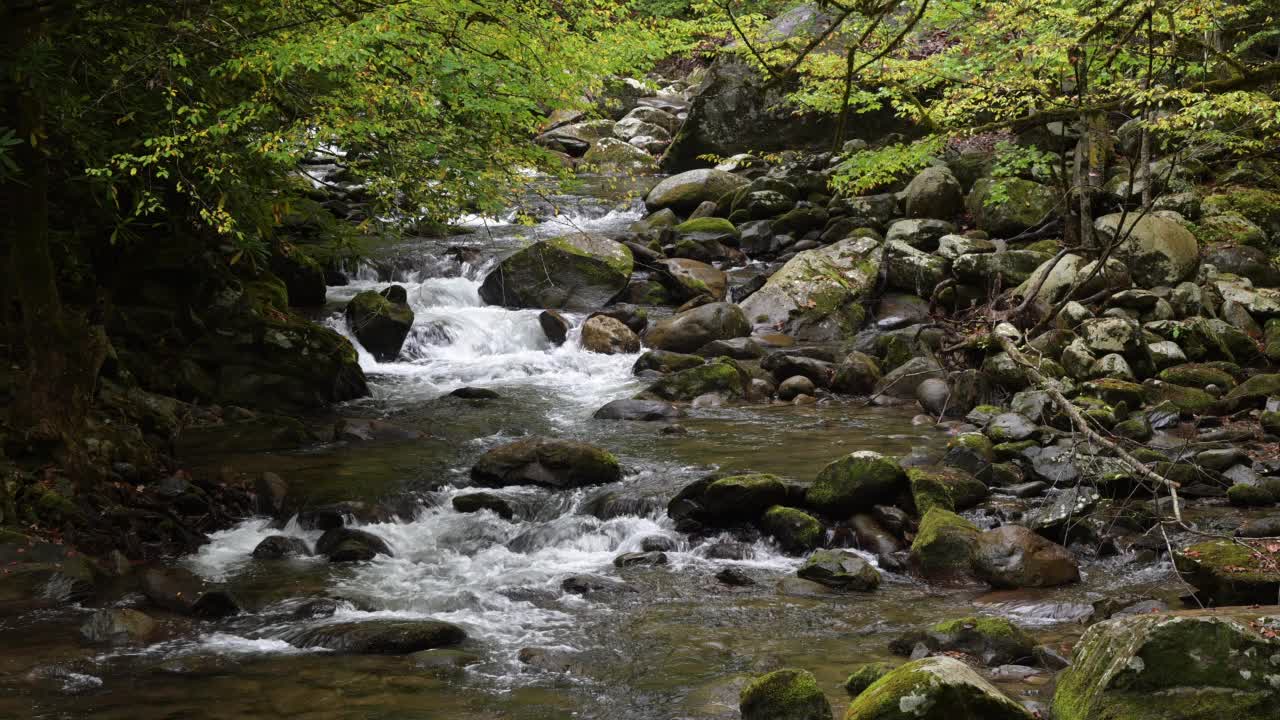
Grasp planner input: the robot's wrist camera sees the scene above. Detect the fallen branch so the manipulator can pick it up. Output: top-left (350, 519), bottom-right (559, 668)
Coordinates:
top-left (994, 333), bottom-right (1183, 522)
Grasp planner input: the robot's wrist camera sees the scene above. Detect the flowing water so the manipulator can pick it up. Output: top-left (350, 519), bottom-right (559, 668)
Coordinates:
top-left (1, 180), bottom-right (1192, 719)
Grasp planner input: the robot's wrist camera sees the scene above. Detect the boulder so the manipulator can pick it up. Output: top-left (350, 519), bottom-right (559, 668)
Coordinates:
top-left (806, 451), bottom-right (907, 517)
top-left (582, 137), bottom-right (659, 173)
top-left (903, 166), bottom-right (964, 220)
top-left (740, 668), bottom-right (832, 720)
top-left (1174, 539), bottom-right (1280, 605)
top-left (846, 656), bottom-right (1034, 719)
top-left (581, 315), bottom-right (641, 355)
top-left (762, 506), bottom-right (825, 554)
top-left (973, 525), bottom-right (1079, 588)
top-left (1094, 213), bottom-right (1199, 287)
top-left (907, 466), bottom-right (988, 514)
top-left (451, 492), bottom-right (515, 520)
top-left (884, 241), bottom-right (949, 295)
top-left (953, 250), bottom-right (1052, 287)
top-left (251, 535), bottom-right (313, 559)
top-left (919, 616), bottom-right (1037, 665)
top-left (967, 178), bottom-right (1057, 237)
top-left (739, 237), bottom-right (882, 341)
top-left (797, 549), bottom-right (881, 590)
top-left (471, 437), bottom-right (622, 489)
top-left (80, 609), bottom-right (157, 645)
top-left (874, 356), bottom-right (945, 399)
top-left (640, 356), bottom-right (749, 401)
top-left (140, 567), bottom-right (241, 618)
top-left (345, 288), bottom-right (414, 362)
top-left (633, 349), bottom-right (705, 375)
top-left (654, 258), bottom-right (728, 302)
top-left (885, 219), bottom-right (957, 250)
top-left (1052, 609), bottom-right (1280, 720)
top-left (280, 619), bottom-right (466, 654)
top-left (644, 302), bottom-right (750, 353)
top-left (832, 351), bottom-right (883, 395)
top-left (539, 310), bottom-right (569, 344)
top-left (478, 235), bottom-right (633, 310)
top-left (909, 508), bottom-right (980, 580)
top-left (592, 399), bottom-right (683, 421)
top-left (644, 168), bottom-right (749, 213)
top-left (700, 474), bottom-right (788, 523)
top-left (315, 527), bottom-right (394, 562)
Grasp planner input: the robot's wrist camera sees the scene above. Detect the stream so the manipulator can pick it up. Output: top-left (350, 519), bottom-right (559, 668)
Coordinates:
top-left (1, 179), bottom-right (1190, 719)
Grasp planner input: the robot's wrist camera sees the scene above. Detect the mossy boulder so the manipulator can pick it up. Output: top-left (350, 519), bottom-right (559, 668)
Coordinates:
top-left (1140, 380), bottom-right (1217, 414)
top-left (740, 237), bottom-right (881, 341)
top-left (675, 216), bottom-right (740, 239)
top-left (582, 137), bottom-right (659, 173)
top-left (843, 662), bottom-right (894, 697)
top-left (653, 258), bottom-right (728, 302)
top-left (1157, 363), bottom-right (1236, 389)
top-left (644, 302), bottom-right (750, 353)
top-left (1223, 373), bottom-right (1280, 409)
top-left (470, 436), bottom-right (622, 489)
top-left (638, 357), bottom-right (749, 401)
top-left (762, 505), bottom-right (826, 554)
top-left (832, 351), bottom-right (883, 395)
top-left (797, 549), bottom-right (881, 591)
top-left (646, 168), bottom-right (749, 213)
top-left (806, 451), bottom-right (907, 517)
top-left (967, 177), bottom-right (1057, 237)
top-left (1052, 609), bottom-right (1280, 720)
top-left (845, 656), bottom-right (1034, 720)
top-left (478, 235), bottom-right (633, 310)
top-left (633, 349), bottom-right (705, 375)
top-left (1202, 186), bottom-right (1280, 239)
top-left (344, 288), bottom-right (414, 362)
top-left (925, 616), bottom-right (1037, 665)
top-left (909, 508), bottom-right (980, 580)
top-left (1174, 539), bottom-right (1280, 605)
top-left (701, 474), bottom-right (788, 524)
top-left (903, 165), bottom-right (964, 220)
top-left (1094, 213), bottom-right (1199, 287)
top-left (740, 668), bottom-right (832, 720)
top-left (907, 466), bottom-right (988, 514)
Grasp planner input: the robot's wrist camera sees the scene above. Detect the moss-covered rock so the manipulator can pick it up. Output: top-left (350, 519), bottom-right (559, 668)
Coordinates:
top-left (740, 237), bottom-right (882, 342)
top-left (1094, 213), bottom-right (1200, 287)
top-left (1140, 380), bottom-right (1217, 414)
top-left (909, 508), bottom-right (980, 580)
top-left (582, 137), bottom-right (659, 173)
top-left (1052, 609), bottom-right (1280, 720)
top-left (1202, 186), bottom-right (1280, 239)
top-left (806, 451), bottom-right (907, 517)
top-left (845, 656), bottom-right (1034, 719)
top-left (762, 505), bottom-right (825, 554)
top-left (638, 357), bottom-right (749, 401)
top-left (646, 169), bottom-right (749, 214)
top-left (1226, 482), bottom-right (1280, 506)
top-left (1173, 539), bottom-right (1280, 605)
top-left (907, 466), bottom-right (988, 514)
top-left (633, 349), bottom-right (705, 375)
top-left (470, 436), bottom-right (622, 490)
top-left (1157, 363), bottom-right (1237, 389)
top-left (701, 474), bottom-right (788, 524)
top-left (1224, 373), bottom-right (1280, 410)
top-left (844, 662), bottom-right (895, 697)
top-left (478, 235), bottom-right (633, 310)
top-left (967, 177), bottom-right (1057, 238)
top-left (925, 616), bottom-right (1037, 665)
top-left (797, 549), bottom-right (881, 591)
top-left (740, 668), bottom-right (832, 720)
top-left (344, 289), bottom-right (414, 362)
top-left (831, 351), bottom-right (882, 395)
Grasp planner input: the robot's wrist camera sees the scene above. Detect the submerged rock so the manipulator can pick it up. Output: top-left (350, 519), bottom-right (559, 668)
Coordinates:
top-left (281, 619), bottom-right (465, 654)
top-left (451, 492), bottom-right (515, 520)
top-left (80, 609), bottom-right (157, 645)
top-left (846, 656), bottom-right (1034, 719)
top-left (740, 668), bottom-right (832, 720)
top-left (1052, 609), bottom-right (1280, 720)
top-left (251, 535), bottom-right (313, 560)
top-left (315, 527), bottom-right (394, 562)
top-left (140, 567), bottom-right (241, 618)
top-left (471, 436), bottom-right (622, 489)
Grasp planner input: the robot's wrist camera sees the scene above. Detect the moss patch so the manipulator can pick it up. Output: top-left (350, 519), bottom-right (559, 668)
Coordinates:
top-left (907, 466), bottom-right (988, 514)
top-left (909, 507), bottom-right (980, 580)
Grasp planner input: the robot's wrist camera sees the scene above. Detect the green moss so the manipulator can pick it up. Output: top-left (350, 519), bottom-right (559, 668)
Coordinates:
top-left (1082, 379), bottom-right (1145, 407)
top-left (909, 507), bottom-right (979, 578)
top-left (1224, 373), bottom-right (1280, 408)
top-left (843, 662), bottom-right (894, 697)
top-left (947, 432), bottom-right (994, 461)
top-left (244, 276), bottom-right (289, 313)
top-left (929, 616), bottom-right (1034, 648)
top-left (761, 505), bottom-right (824, 553)
top-left (907, 466), bottom-right (987, 514)
top-left (740, 668), bottom-right (830, 720)
top-left (1262, 410), bottom-right (1280, 435)
top-left (993, 440), bottom-right (1037, 460)
top-left (1142, 382), bottom-right (1217, 414)
top-left (805, 451), bottom-right (907, 517)
top-left (845, 656), bottom-right (1032, 720)
top-left (639, 358), bottom-right (746, 401)
top-left (1203, 186), bottom-right (1280, 237)
top-left (674, 217), bottom-right (739, 237)
top-left (874, 335), bottom-right (913, 372)
top-left (1227, 481), bottom-right (1280, 507)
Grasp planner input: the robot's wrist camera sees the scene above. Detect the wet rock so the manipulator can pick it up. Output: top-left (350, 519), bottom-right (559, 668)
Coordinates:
top-left (644, 302), bottom-right (750, 353)
top-left (843, 662), bottom-right (894, 697)
top-left (1174, 539), bottom-right (1280, 604)
top-left (832, 351), bottom-right (882, 395)
top-left (645, 169), bottom-right (749, 214)
top-left (762, 351), bottom-right (835, 387)
top-left (539, 310), bottom-right (569, 345)
top-left (345, 288), bottom-right (414, 361)
top-left (251, 535), bottom-right (313, 560)
top-left (740, 668), bottom-right (832, 720)
top-left (1030, 487), bottom-right (1100, 543)
top-left (907, 466), bottom-right (988, 514)
top-left (633, 349), bottom-right (705, 375)
top-left (739, 237), bottom-right (882, 341)
top-left (778, 375), bottom-right (817, 401)
top-left (805, 451), bottom-right (907, 517)
top-left (471, 436), bottom-right (622, 489)
top-left (517, 646), bottom-right (583, 673)
top-left (851, 514), bottom-right (904, 558)
top-left (918, 616), bottom-right (1037, 665)
top-left (410, 648), bottom-right (484, 673)
top-left (909, 508), bottom-right (980, 581)
top-left (315, 527), bottom-right (394, 563)
top-left (451, 492), bottom-right (515, 520)
top-left (640, 535), bottom-right (677, 552)
top-left (874, 356), bottom-right (945, 399)
top-left (797, 549), bottom-right (880, 591)
top-left (80, 609), bottom-right (157, 645)
top-left (335, 417), bottom-right (424, 442)
top-left (1052, 609), bottom-right (1280, 720)
top-left (715, 567), bottom-right (755, 586)
top-left (613, 551), bottom-right (668, 567)
top-left (846, 656), bottom-right (1034, 719)
top-left (281, 619), bottom-right (466, 654)
top-left (479, 235), bottom-right (633, 310)
top-left (639, 357), bottom-right (750, 401)
top-left (561, 574), bottom-right (631, 597)
top-left (654, 258), bottom-right (728, 302)
top-left (761, 506), bottom-right (824, 554)
top-left (592, 398), bottom-right (683, 422)
top-left (581, 315), bottom-right (641, 355)
top-left (140, 567), bottom-right (241, 618)
top-left (254, 471), bottom-right (289, 516)
top-left (700, 474), bottom-right (788, 524)
top-left (449, 386), bottom-right (500, 401)
top-left (973, 525), bottom-right (1079, 588)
